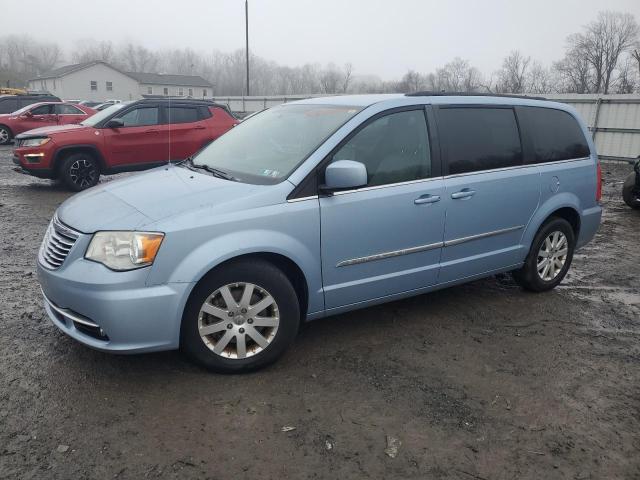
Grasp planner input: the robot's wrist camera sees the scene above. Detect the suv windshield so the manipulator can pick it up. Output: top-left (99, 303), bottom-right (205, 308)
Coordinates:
top-left (192, 104), bottom-right (362, 184)
top-left (81, 103), bottom-right (129, 127)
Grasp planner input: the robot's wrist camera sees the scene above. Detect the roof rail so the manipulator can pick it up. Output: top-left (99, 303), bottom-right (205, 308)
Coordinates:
top-left (405, 91), bottom-right (547, 100)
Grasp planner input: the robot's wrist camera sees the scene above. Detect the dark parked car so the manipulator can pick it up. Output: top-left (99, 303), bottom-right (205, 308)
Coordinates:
top-left (0, 93), bottom-right (61, 114)
top-left (622, 157), bottom-right (640, 209)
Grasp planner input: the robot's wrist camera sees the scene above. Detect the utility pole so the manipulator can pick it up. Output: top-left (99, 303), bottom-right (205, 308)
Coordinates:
top-left (245, 0), bottom-right (250, 96)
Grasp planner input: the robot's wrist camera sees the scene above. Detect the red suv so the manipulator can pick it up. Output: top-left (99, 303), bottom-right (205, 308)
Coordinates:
top-left (13, 99), bottom-right (239, 190)
top-left (0, 102), bottom-right (96, 145)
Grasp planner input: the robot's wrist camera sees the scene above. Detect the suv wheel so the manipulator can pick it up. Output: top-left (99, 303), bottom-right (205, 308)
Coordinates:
top-left (59, 153), bottom-right (100, 191)
top-left (513, 217), bottom-right (575, 292)
top-left (181, 259), bottom-right (300, 373)
top-left (622, 172), bottom-right (640, 209)
top-left (0, 126), bottom-right (12, 145)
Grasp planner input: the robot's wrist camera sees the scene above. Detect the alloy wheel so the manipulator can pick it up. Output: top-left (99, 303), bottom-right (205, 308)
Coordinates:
top-left (0, 128), bottom-right (9, 144)
top-left (69, 159), bottom-right (97, 188)
top-left (198, 282), bottom-right (280, 359)
top-left (536, 231), bottom-right (568, 281)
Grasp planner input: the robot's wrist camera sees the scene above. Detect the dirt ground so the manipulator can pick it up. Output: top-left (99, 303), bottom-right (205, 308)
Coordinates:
top-left (0, 145), bottom-right (638, 480)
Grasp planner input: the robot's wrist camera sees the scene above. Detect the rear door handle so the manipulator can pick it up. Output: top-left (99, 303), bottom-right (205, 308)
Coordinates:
top-left (414, 194), bottom-right (441, 205)
top-left (193, 125), bottom-right (206, 130)
top-left (451, 189), bottom-right (476, 199)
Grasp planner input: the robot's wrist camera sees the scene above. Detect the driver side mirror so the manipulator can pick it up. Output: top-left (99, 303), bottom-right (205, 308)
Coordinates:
top-left (321, 160), bottom-right (368, 192)
top-left (105, 118), bottom-right (124, 128)
top-left (23, 111), bottom-right (33, 118)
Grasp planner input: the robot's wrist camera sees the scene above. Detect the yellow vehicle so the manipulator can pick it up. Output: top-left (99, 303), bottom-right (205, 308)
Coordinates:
top-left (0, 88), bottom-right (27, 95)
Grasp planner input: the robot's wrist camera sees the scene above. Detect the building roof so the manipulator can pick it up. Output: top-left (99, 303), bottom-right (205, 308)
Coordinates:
top-left (31, 61), bottom-right (212, 88)
top-left (126, 71), bottom-right (212, 88)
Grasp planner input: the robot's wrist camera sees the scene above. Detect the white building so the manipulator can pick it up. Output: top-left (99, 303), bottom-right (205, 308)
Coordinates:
top-left (28, 61), bottom-right (213, 102)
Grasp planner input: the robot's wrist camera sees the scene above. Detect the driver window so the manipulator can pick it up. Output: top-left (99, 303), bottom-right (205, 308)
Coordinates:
top-left (332, 109), bottom-right (431, 187)
top-left (118, 107), bottom-right (159, 127)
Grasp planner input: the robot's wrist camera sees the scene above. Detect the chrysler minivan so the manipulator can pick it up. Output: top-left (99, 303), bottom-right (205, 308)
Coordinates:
top-left (37, 94), bottom-right (602, 373)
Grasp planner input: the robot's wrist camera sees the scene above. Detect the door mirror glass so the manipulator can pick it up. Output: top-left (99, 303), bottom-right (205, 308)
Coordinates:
top-left (105, 118), bottom-right (125, 128)
top-left (323, 160), bottom-right (367, 191)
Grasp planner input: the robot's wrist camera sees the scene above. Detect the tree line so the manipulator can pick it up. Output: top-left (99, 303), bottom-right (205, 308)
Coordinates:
top-left (1, 10), bottom-right (639, 96)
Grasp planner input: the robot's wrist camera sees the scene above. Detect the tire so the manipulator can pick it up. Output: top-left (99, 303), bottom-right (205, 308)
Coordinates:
top-left (59, 152), bottom-right (100, 191)
top-left (0, 125), bottom-right (12, 145)
top-left (622, 173), bottom-right (640, 209)
top-left (513, 217), bottom-right (575, 292)
top-left (180, 259), bottom-right (300, 373)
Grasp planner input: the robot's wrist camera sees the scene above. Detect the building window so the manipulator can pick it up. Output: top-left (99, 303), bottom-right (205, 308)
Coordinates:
top-left (202, 89), bottom-right (207, 97)
top-left (106, 81), bottom-right (113, 92)
top-left (188, 88), bottom-right (193, 97)
top-left (90, 81), bottom-right (97, 91)
top-left (53, 79), bottom-right (56, 90)
top-left (147, 86), bottom-right (153, 95)
top-left (163, 87), bottom-right (169, 96)
top-left (178, 87), bottom-right (184, 96)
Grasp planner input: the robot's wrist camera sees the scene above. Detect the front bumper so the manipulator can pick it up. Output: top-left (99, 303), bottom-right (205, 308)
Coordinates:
top-left (37, 241), bottom-right (193, 354)
top-left (13, 144), bottom-right (56, 178)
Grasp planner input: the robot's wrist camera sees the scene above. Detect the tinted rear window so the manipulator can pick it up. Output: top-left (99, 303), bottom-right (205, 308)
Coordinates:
top-left (166, 106), bottom-right (200, 124)
top-left (438, 107), bottom-right (522, 175)
top-left (518, 107), bottom-right (590, 163)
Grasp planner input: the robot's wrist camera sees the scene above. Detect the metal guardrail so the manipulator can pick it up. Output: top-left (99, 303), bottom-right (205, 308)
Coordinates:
top-left (213, 94), bottom-right (640, 163)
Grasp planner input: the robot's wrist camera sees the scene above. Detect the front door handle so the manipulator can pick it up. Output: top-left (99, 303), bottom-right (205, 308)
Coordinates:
top-left (414, 194), bottom-right (441, 205)
top-left (451, 189), bottom-right (476, 200)
top-left (145, 129), bottom-right (159, 134)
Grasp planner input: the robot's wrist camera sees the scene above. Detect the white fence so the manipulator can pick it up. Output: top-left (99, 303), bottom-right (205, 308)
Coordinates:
top-left (212, 93), bottom-right (640, 163)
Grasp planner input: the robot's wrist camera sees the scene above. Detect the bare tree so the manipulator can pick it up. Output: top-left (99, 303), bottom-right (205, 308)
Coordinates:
top-left (528, 62), bottom-right (556, 94)
top-left (496, 50), bottom-right (531, 93)
top-left (72, 40), bottom-right (115, 64)
top-left (119, 43), bottom-right (159, 72)
top-left (341, 62), bottom-right (353, 93)
top-left (554, 36), bottom-right (593, 93)
top-left (614, 57), bottom-right (638, 93)
top-left (573, 11), bottom-right (639, 93)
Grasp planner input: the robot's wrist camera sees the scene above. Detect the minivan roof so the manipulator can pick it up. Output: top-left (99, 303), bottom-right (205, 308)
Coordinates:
top-left (291, 93), bottom-right (560, 109)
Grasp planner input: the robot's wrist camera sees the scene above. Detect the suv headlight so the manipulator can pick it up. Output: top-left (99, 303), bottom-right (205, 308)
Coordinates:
top-left (85, 231), bottom-right (164, 271)
top-left (20, 137), bottom-right (50, 147)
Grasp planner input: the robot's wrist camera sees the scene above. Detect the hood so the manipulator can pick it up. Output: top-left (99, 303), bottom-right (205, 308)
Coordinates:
top-left (16, 123), bottom-right (89, 138)
top-left (57, 165), bottom-right (280, 233)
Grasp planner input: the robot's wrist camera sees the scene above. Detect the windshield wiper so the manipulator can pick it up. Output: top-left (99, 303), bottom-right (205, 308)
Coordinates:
top-left (183, 157), bottom-right (237, 181)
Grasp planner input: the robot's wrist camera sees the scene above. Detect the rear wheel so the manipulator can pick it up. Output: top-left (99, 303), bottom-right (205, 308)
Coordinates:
top-left (622, 172), bottom-right (640, 209)
top-left (181, 259), bottom-right (300, 373)
top-left (59, 153), bottom-right (100, 191)
top-left (513, 217), bottom-right (575, 292)
top-left (0, 125), bottom-right (12, 145)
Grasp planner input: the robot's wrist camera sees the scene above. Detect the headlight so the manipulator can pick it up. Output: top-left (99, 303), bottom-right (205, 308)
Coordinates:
top-left (20, 137), bottom-right (50, 147)
top-left (85, 231), bottom-right (164, 271)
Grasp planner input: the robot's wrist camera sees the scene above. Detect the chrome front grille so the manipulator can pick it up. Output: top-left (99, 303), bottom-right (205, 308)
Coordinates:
top-left (39, 215), bottom-right (80, 269)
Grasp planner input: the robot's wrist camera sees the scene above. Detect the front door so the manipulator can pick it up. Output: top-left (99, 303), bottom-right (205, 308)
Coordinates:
top-left (320, 108), bottom-right (445, 310)
top-left (21, 104), bottom-right (58, 132)
top-left (436, 106), bottom-right (540, 283)
top-left (102, 104), bottom-right (169, 166)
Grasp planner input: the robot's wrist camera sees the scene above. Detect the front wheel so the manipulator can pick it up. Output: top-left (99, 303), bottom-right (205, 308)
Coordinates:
top-left (0, 125), bottom-right (12, 145)
top-left (181, 259), bottom-right (300, 373)
top-left (622, 172), bottom-right (640, 209)
top-left (59, 153), bottom-right (100, 191)
top-left (513, 217), bottom-right (575, 292)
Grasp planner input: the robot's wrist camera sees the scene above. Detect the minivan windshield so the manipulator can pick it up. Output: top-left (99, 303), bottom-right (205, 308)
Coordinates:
top-left (81, 102), bottom-right (129, 127)
top-left (192, 104), bottom-right (362, 184)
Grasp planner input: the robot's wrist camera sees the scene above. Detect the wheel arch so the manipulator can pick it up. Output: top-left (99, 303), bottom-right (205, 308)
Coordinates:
top-left (521, 193), bottom-right (582, 254)
top-left (53, 145), bottom-right (106, 176)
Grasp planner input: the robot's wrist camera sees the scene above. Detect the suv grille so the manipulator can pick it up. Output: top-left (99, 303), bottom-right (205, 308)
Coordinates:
top-left (39, 215), bottom-right (80, 269)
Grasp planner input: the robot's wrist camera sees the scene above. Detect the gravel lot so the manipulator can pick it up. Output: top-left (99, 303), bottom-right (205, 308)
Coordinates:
top-left (0, 145), bottom-right (638, 479)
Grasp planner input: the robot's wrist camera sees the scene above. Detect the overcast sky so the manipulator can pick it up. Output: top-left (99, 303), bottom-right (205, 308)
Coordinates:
top-left (4, 0), bottom-right (640, 79)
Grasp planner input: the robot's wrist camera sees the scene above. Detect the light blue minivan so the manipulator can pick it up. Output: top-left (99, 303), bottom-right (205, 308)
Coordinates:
top-left (38, 94), bottom-right (602, 372)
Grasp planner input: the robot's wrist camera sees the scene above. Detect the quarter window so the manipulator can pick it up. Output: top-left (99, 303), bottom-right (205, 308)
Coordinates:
top-left (106, 81), bottom-right (113, 92)
top-left (517, 107), bottom-right (590, 163)
top-left (438, 107), bottom-right (522, 175)
top-left (166, 106), bottom-right (199, 124)
top-left (118, 106), bottom-right (159, 127)
top-left (90, 81), bottom-right (97, 91)
top-left (54, 104), bottom-right (84, 115)
top-left (332, 109), bottom-right (432, 187)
